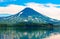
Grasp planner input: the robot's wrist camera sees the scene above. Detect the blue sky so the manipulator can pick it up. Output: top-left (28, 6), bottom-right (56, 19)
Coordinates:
top-left (0, 0), bottom-right (60, 6)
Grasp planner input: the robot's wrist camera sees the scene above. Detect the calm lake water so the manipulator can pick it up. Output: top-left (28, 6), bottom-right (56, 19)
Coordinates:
top-left (0, 26), bottom-right (59, 39)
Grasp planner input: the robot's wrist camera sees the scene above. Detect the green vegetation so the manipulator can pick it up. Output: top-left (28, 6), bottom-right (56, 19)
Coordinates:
top-left (0, 22), bottom-right (53, 32)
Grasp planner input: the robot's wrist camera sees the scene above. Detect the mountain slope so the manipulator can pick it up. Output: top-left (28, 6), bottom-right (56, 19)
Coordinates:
top-left (0, 7), bottom-right (60, 26)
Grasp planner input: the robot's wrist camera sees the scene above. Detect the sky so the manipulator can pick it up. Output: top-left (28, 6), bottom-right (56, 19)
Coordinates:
top-left (0, 0), bottom-right (60, 6)
top-left (0, 0), bottom-right (60, 20)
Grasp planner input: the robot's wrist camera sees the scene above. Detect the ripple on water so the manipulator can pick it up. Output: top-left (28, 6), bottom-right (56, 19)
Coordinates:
top-left (0, 30), bottom-right (54, 39)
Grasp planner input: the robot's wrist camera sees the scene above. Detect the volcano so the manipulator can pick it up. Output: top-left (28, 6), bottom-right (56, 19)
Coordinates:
top-left (0, 7), bottom-right (59, 30)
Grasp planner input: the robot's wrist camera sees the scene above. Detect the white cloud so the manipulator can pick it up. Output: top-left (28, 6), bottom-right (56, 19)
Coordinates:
top-left (0, 2), bottom-right (60, 20)
top-left (0, 4), bottom-right (26, 14)
top-left (26, 2), bottom-right (60, 20)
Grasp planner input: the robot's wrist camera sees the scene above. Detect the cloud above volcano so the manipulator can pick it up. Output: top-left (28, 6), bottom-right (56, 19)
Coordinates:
top-left (0, 2), bottom-right (60, 20)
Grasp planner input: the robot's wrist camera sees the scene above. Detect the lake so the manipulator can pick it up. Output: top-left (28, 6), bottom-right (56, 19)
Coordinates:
top-left (0, 26), bottom-right (59, 39)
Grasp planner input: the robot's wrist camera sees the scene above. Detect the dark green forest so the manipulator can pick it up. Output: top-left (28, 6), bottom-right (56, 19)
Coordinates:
top-left (0, 22), bottom-right (54, 32)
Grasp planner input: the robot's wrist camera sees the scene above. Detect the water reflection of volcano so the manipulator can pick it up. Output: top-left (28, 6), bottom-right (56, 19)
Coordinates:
top-left (0, 30), bottom-right (53, 39)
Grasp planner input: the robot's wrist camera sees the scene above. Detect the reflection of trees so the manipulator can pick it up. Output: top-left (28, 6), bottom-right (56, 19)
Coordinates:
top-left (0, 24), bottom-right (7, 32)
top-left (13, 22), bottom-right (53, 31)
top-left (0, 22), bottom-right (53, 32)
